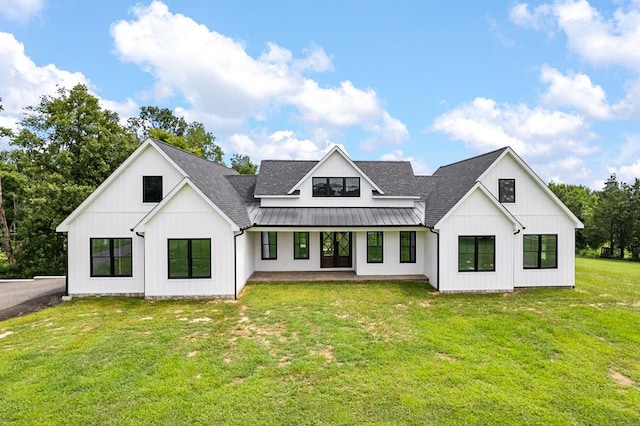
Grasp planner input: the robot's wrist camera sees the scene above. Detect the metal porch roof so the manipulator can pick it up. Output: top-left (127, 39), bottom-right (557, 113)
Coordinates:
top-left (248, 202), bottom-right (425, 227)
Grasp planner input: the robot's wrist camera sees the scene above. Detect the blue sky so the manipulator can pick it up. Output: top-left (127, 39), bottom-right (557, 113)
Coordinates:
top-left (1, 0), bottom-right (639, 188)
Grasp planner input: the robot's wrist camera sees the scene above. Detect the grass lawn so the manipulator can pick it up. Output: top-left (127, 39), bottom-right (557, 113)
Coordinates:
top-left (1, 257), bottom-right (639, 425)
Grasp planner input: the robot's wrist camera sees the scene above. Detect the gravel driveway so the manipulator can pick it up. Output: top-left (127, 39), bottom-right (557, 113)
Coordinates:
top-left (0, 278), bottom-right (66, 320)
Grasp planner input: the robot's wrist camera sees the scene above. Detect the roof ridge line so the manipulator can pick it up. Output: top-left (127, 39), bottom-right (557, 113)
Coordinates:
top-left (438, 146), bottom-right (509, 169)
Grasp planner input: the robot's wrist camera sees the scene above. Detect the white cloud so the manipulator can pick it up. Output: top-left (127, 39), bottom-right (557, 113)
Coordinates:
top-left (380, 150), bottom-right (431, 175)
top-left (0, 0), bottom-right (45, 22)
top-left (226, 130), bottom-right (335, 161)
top-left (431, 97), bottom-right (594, 157)
top-left (608, 160), bottom-right (640, 182)
top-left (110, 1), bottom-right (407, 144)
top-left (536, 156), bottom-right (592, 183)
top-left (0, 32), bottom-right (89, 130)
top-left (539, 64), bottom-right (611, 119)
top-left (511, 0), bottom-right (640, 72)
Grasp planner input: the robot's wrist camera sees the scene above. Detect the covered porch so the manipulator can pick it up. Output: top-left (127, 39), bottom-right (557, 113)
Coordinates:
top-left (247, 271), bottom-right (429, 283)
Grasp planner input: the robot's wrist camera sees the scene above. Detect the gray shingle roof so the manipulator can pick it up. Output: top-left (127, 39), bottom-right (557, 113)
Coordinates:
top-left (226, 175), bottom-right (258, 203)
top-left (354, 161), bottom-right (418, 196)
top-left (253, 160), bottom-right (316, 196)
top-left (153, 139), bottom-right (252, 229)
top-left (254, 159), bottom-right (419, 197)
top-left (423, 147), bottom-right (507, 227)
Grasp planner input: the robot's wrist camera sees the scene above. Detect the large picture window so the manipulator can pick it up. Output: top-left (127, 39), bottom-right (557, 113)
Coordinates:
top-left (367, 231), bottom-right (384, 263)
top-left (312, 177), bottom-right (360, 197)
top-left (261, 232), bottom-right (277, 260)
top-left (499, 179), bottom-right (516, 203)
top-left (90, 238), bottom-right (132, 277)
top-left (524, 234), bottom-right (557, 269)
top-left (458, 236), bottom-right (495, 272)
top-left (168, 239), bottom-right (211, 279)
top-left (294, 232), bottom-right (309, 259)
top-left (143, 176), bottom-right (163, 203)
top-left (400, 231), bottom-right (416, 263)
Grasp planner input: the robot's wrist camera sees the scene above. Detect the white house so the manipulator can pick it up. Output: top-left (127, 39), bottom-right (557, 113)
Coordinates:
top-left (56, 139), bottom-right (583, 298)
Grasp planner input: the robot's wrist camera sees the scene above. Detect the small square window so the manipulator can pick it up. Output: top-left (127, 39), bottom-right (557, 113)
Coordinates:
top-left (499, 179), bottom-right (515, 203)
top-left (143, 176), bottom-right (163, 203)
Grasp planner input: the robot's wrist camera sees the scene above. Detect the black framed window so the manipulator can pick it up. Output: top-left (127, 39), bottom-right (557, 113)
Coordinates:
top-left (261, 232), bottom-right (277, 260)
top-left (168, 239), bottom-right (211, 279)
top-left (499, 179), bottom-right (515, 203)
top-left (458, 236), bottom-right (495, 272)
top-left (90, 238), bottom-right (132, 277)
top-left (367, 231), bottom-right (384, 263)
top-left (312, 177), bottom-right (360, 197)
top-left (143, 176), bottom-right (163, 203)
top-left (400, 231), bottom-right (416, 263)
top-left (294, 232), bottom-right (309, 259)
top-left (524, 234), bottom-right (557, 269)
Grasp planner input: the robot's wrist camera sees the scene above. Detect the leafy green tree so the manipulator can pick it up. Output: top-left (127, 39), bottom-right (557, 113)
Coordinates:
top-left (626, 179), bottom-right (640, 260)
top-left (0, 100), bottom-right (20, 265)
top-left (128, 106), bottom-right (224, 164)
top-left (548, 182), bottom-right (595, 250)
top-left (8, 85), bottom-right (137, 275)
top-left (230, 153), bottom-right (258, 175)
top-left (586, 174), bottom-right (631, 258)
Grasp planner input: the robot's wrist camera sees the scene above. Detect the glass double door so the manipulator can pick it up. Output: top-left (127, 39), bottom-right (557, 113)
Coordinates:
top-left (321, 232), bottom-right (352, 268)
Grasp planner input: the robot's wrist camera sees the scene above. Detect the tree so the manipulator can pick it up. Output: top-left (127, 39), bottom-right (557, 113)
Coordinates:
top-left (127, 106), bottom-right (224, 164)
top-left (8, 85), bottom-right (137, 275)
top-left (548, 182), bottom-right (595, 250)
top-left (586, 174), bottom-right (631, 258)
top-left (230, 153), bottom-right (258, 175)
top-left (626, 178), bottom-right (640, 260)
top-left (0, 99), bottom-right (18, 265)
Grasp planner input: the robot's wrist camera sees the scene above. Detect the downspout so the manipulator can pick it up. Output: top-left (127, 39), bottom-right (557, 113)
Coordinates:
top-left (133, 230), bottom-right (145, 296)
top-left (512, 228), bottom-right (523, 289)
top-left (428, 227), bottom-right (440, 291)
top-left (233, 229), bottom-right (245, 300)
top-left (64, 234), bottom-right (68, 297)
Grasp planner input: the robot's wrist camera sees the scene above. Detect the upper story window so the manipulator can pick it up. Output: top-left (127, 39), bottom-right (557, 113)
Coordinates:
top-left (143, 176), bottom-right (163, 203)
top-left (499, 179), bottom-right (515, 203)
top-left (312, 177), bottom-right (360, 197)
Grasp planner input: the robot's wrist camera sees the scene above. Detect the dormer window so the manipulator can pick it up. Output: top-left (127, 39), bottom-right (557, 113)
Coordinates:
top-left (498, 179), bottom-right (515, 203)
top-left (312, 177), bottom-right (360, 197)
top-left (143, 176), bottom-right (163, 203)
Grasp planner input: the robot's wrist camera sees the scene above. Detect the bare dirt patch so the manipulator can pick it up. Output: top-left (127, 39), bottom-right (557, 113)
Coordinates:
top-left (610, 370), bottom-right (634, 386)
top-left (436, 353), bottom-right (458, 362)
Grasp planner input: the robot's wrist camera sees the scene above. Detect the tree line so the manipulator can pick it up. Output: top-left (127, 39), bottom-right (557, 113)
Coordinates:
top-left (550, 176), bottom-right (640, 260)
top-left (0, 84), bottom-right (257, 277)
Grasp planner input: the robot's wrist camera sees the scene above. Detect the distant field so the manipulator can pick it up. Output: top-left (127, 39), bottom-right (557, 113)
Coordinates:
top-left (1, 257), bottom-right (639, 424)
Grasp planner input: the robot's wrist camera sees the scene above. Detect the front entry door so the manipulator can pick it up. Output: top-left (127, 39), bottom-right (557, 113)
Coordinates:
top-left (321, 232), bottom-right (352, 268)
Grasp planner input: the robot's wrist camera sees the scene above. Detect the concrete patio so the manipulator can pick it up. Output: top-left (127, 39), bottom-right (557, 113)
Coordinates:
top-left (247, 271), bottom-right (429, 283)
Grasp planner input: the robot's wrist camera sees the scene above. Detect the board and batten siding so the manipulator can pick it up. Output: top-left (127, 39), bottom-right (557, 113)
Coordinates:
top-left (480, 153), bottom-right (577, 287)
top-left (254, 231), bottom-right (325, 271)
top-left (423, 230), bottom-right (439, 289)
top-left (355, 229), bottom-right (425, 276)
top-left (65, 144), bottom-right (184, 295)
top-left (142, 183), bottom-right (236, 297)
top-left (437, 189), bottom-right (515, 292)
top-left (234, 231), bottom-right (255, 295)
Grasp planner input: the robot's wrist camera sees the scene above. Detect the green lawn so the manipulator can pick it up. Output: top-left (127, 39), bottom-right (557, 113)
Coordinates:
top-left (1, 258), bottom-right (639, 425)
